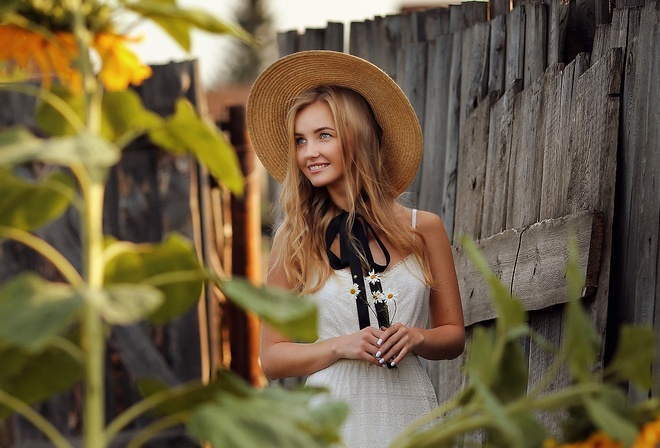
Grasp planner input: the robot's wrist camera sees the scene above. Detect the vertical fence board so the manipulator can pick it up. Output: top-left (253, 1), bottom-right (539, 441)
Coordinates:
top-left (489, 15), bottom-right (507, 97)
top-left (461, 22), bottom-right (491, 123)
top-left (506, 73), bottom-right (544, 229)
top-left (424, 7), bottom-right (451, 39)
top-left (548, 0), bottom-right (571, 65)
top-left (482, 80), bottom-right (523, 237)
top-left (323, 22), bottom-right (344, 51)
top-left (442, 31), bottom-right (463, 241)
top-left (454, 93), bottom-right (496, 239)
top-left (506, 5), bottom-right (527, 88)
top-left (398, 43), bottom-right (428, 205)
top-left (525, 2), bottom-right (549, 86)
top-left (419, 35), bottom-right (454, 216)
top-left (299, 28), bottom-right (325, 50)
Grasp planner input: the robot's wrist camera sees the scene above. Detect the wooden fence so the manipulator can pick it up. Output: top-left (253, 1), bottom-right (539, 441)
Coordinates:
top-left (276, 0), bottom-right (660, 436)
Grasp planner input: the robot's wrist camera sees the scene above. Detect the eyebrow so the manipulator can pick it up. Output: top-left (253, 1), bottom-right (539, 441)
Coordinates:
top-left (294, 126), bottom-right (335, 137)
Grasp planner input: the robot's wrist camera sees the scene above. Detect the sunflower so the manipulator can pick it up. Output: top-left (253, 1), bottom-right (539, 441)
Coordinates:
top-left (0, 24), bottom-right (81, 90)
top-left (0, 1), bottom-right (151, 92)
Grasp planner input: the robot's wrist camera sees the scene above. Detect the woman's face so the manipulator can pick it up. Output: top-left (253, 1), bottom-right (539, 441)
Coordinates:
top-left (294, 100), bottom-right (345, 192)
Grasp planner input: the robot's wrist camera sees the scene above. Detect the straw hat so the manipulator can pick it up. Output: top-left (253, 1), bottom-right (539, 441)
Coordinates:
top-left (246, 50), bottom-right (423, 195)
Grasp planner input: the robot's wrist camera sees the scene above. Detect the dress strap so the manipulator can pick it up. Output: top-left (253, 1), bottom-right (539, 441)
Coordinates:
top-left (412, 208), bottom-right (418, 229)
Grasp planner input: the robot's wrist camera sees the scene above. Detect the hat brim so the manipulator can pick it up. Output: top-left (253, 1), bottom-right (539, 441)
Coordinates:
top-left (246, 50), bottom-right (422, 195)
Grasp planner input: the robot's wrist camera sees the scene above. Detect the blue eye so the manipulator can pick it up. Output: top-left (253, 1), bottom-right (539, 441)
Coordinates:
top-left (295, 137), bottom-right (306, 145)
top-left (319, 133), bottom-right (330, 139)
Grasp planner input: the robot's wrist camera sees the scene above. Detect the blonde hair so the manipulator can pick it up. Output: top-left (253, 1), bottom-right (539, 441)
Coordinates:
top-left (271, 86), bottom-right (431, 294)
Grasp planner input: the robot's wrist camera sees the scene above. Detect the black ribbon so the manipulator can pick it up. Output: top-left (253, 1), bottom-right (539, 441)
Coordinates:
top-left (325, 210), bottom-right (391, 330)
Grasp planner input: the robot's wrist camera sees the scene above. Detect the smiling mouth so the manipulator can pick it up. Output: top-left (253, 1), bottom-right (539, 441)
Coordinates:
top-left (308, 164), bottom-right (329, 172)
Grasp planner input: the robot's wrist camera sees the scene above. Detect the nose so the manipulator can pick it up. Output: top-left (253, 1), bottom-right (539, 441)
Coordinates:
top-left (304, 141), bottom-right (320, 158)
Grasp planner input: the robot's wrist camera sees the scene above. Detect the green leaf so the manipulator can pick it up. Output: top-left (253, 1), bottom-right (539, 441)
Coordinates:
top-left (104, 233), bottom-right (204, 325)
top-left (102, 90), bottom-right (163, 144)
top-left (604, 325), bottom-right (656, 389)
top-left (35, 87), bottom-right (84, 137)
top-left (126, 0), bottom-right (255, 51)
top-left (464, 325), bottom-right (496, 385)
top-left (137, 371), bottom-right (251, 417)
top-left (584, 393), bottom-right (639, 446)
top-left (148, 98), bottom-right (244, 195)
top-left (491, 339), bottom-right (528, 403)
top-left (0, 344), bottom-right (82, 419)
top-left (0, 127), bottom-right (120, 181)
top-left (188, 372), bottom-right (346, 448)
top-left (221, 278), bottom-right (318, 342)
top-left (0, 273), bottom-right (83, 351)
top-left (94, 284), bottom-right (164, 325)
top-left (0, 168), bottom-right (75, 231)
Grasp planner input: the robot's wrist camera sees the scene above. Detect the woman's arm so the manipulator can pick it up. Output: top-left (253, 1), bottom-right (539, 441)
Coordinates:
top-left (260, 234), bottom-right (385, 380)
top-left (377, 210), bottom-right (465, 365)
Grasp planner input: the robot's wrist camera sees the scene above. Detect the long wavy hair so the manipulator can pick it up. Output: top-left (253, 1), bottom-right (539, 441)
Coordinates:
top-left (271, 85), bottom-right (432, 294)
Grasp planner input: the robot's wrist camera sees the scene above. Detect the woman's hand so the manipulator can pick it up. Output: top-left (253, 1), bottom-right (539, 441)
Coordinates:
top-left (336, 327), bottom-right (387, 367)
top-left (375, 323), bottom-right (424, 367)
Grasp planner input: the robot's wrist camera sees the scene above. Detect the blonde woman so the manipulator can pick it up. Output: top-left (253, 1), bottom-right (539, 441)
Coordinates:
top-left (247, 51), bottom-right (465, 448)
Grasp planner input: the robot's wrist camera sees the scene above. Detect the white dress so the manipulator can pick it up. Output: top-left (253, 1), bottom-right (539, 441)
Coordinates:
top-left (306, 214), bottom-right (438, 448)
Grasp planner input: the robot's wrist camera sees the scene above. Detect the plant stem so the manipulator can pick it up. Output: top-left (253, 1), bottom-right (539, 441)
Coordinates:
top-left (0, 389), bottom-right (74, 448)
top-left (0, 226), bottom-right (83, 286)
top-left (124, 412), bottom-right (189, 448)
top-left (80, 179), bottom-right (107, 448)
top-left (104, 382), bottom-right (201, 441)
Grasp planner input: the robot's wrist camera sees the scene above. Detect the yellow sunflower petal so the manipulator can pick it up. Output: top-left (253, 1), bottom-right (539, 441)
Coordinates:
top-left (94, 33), bottom-right (152, 91)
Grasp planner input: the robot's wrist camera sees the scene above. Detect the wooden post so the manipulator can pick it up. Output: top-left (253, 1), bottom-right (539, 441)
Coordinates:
top-left (226, 105), bottom-right (263, 385)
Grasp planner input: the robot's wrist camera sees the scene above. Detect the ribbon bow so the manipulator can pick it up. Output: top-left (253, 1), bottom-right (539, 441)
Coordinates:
top-left (325, 210), bottom-right (391, 330)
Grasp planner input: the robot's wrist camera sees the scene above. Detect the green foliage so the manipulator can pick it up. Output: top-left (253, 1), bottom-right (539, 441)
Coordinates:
top-left (391, 234), bottom-right (657, 448)
top-left (0, 168), bottom-right (74, 230)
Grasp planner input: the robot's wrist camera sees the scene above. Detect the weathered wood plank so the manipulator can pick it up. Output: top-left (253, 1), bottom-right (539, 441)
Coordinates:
top-left (481, 80), bottom-right (523, 238)
top-left (506, 69), bottom-right (544, 229)
top-left (419, 35), bottom-right (453, 216)
top-left (449, 1), bottom-right (489, 33)
top-left (524, 2), bottom-right (548, 87)
top-left (548, 0), bottom-right (570, 65)
top-left (537, 63), bottom-right (564, 219)
top-left (397, 42), bottom-right (428, 202)
top-left (591, 23), bottom-right (612, 62)
top-left (277, 30), bottom-right (299, 56)
top-left (454, 93), bottom-right (496, 239)
top-left (442, 31), bottom-right (463, 241)
top-left (423, 7), bottom-right (450, 40)
top-left (456, 211), bottom-right (603, 326)
top-left (349, 20), bottom-right (370, 60)
top-left (323, 22), bottom-right (344, 51)
top-left (539, 56), bottom-right (588, 219)
top-left (506, 5), bottom-right (526, 89)
top-left (489, 14), bottom-right (507, 96)
top-left (299, 28), bottom-right (325, 51)
top-left (461, 21), bottom-right (490, 122)
top-left (491, 0), bottom-right (511, 18)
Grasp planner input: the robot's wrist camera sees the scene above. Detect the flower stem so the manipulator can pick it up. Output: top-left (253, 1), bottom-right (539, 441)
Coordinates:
top-left (0, 226), bottom-right (83, 286)
top-left (0, 389), bottom-right (74, 448)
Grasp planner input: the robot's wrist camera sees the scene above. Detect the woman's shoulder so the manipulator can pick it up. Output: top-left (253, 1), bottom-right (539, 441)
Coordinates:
top-left (412, 209), bottom-right (446, 235)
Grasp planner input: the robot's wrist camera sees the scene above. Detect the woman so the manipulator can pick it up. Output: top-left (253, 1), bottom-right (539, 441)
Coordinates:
top-left (246, 50), bottom-right (465, 447)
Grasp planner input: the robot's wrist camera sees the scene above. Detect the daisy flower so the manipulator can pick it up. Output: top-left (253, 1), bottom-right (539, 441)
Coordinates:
top-left (371, 291), bottom-right (383, 302)
top-left (383, 289), bottom-right (397, 305)
top-left (366, 269), bottom-right (381, 285)
top-left (347, 283), bottom-right (361, 300)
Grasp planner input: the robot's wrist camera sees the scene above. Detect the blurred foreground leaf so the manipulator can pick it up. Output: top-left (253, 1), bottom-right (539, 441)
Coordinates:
top-left (0, 168), bottom-right (75, 231)
top-left (104, 233), bottom-right (204, 325)
top-left (221, 278), bottom-right (318, 342)
top-left (0, 273), bottom-right (83, 352)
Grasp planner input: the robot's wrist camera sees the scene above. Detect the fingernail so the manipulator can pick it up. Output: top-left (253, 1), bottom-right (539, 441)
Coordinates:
top-left (375, 351), bottom-right (381, 358)
top-left (379, 358), bottom-right (386, 364)
top-left (390, 361), bottom-right (396, 367)
top-left (377, 338), bottom-right (383, 346)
